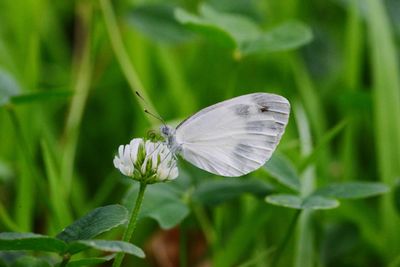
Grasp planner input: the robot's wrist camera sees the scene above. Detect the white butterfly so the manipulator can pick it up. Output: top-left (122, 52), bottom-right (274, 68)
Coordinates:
top-left (160, 93), bottom-right (290, 177)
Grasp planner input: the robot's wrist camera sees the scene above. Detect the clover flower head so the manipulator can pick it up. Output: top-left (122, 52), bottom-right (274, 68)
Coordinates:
top-left (113, 138), bottom-right (178, 183)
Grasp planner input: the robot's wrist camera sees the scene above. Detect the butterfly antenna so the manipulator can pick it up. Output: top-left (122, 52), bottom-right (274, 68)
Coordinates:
top-left (135, 91), bottom-right (167, 126)
top-left (144, 109), bottom-right (167, 127)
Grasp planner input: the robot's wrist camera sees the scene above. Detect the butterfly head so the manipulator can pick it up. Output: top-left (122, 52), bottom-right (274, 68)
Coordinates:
top-left (160, 125), bottom-right (173, 138)
top-left (160, 125), bottom-right (180, 154)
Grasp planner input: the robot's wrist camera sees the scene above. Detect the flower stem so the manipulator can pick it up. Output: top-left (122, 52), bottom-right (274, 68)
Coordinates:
top-left (61, 0), bottom-right (93, 196)
top-left (191, 203), bottom-right (217, 246)
top-left (59, 253), bottom-right (71, 267)
top-left (270, 210), bottom-right (302, 267)
top-left (179, 224), bottom-right (188, 267)
top-left (113, 182), bottom-right (147, 267)
top-left (7, 107), bottom-right (41, 231)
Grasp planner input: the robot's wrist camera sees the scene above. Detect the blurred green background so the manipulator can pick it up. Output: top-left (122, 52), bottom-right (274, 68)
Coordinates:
top-left (1, 0), bottom-right (400, 266)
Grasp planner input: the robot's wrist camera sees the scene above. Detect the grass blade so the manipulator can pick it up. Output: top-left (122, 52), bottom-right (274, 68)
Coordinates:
top-left (41, 139), bottom-right (73, 232)
top-left (366, 0), bottom-right (400, 259)
top-left (293, 102), bottom-right (316, 267)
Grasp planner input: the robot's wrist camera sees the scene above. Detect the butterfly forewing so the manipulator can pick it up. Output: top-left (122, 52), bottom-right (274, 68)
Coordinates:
top-left (174, 93), bottom-right (290, 177)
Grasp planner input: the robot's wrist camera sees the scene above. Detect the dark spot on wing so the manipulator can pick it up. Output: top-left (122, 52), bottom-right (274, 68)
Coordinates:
top-left (252, 94), bottom-right (289, 113)
top-left (234, 104), bottom-right (250, 116)
top-left (260, 106), bottom-right (269, 113)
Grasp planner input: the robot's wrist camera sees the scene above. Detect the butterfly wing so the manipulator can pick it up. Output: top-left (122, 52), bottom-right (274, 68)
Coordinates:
top-left (174, 93), bottom-right (290, 177)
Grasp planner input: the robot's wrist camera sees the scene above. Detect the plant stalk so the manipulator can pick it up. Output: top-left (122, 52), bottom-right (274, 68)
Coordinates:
top-left (179, 224), bottom-right (188, 267)
top-left (192, 203), bottom-right (217, 246)
top-left (270, 210), bottom-right (301, 267)
top-left (59, 253), bottom-right (71, 267)
top-left (99, 0), bottom-right (158, 126)
top-left (7, 107), bottom-right (36, 231)
top-left (61, 1), bottom-right (93, 197)
top-left (113, 182), bottom-right (147, 267)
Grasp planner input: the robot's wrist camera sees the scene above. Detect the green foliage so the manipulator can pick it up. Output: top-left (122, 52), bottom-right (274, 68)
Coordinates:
top-left (192, 178), bottom-right (274, 205)
top-left (0, 233), bottom-right (66, 253)
top-left (266, 194), bottom-right (339, 210)
top-left (266, 182), bottom-right (387, 210)
top-left (240, 21), bottom-right (313, 55)
top-left (10, 91), bottom-right (71, 105)
top-left (264, 154), bottom-right (300, 192)
top-left (314, 182), bottom-right (389, 199)
top-left (394, 181), bottom-right (400, 215)
top-left (366, 0), bottom-right (400, 258)
top-left (65, 240), bottom-right (144, 257)
top-left (0, 68), bottom-right (70, 107)
top-left (41, 139), bottom-right (73, 232)
top-left (0, 205), bottom-right (143, 265)
top-left (213, 205), bottom-right (272, 267)
top-left (320, 223), bottom-right (360, 266)
top-left (127, 4), bottom-right (194, 43)
top-left (66, 255), bottom-right (115, 267)
top-left (56, 205), bottom-right (128, 242)
top-left (10, 256), bottom-right (51, 267)
top-left (123, 183), bottom-right (189, 229)
top-left (299, 119), bottom-right (348, 172)
top-left (175, 4), bottom-right (312, 57)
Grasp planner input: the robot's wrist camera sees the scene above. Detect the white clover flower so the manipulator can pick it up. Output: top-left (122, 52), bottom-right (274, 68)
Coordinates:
top-left (113, 138), bottom-right (178, 183)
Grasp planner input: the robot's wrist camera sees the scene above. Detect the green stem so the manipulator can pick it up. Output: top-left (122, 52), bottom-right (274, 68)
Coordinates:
top-left (99, 0), bottom-right (158, 126)
top-left (0, 202), bottom-right (21, 232)
top-left (62, 1), bottom-right (93, 196)
top-left (7, 107), bottom-right (36, 231)
top-left (59, 253), bottom-right (71, 267)
top-left (270, 210), bottom-right (302, 267)
top-left (88, 172), bottom-right (118, 208)
top-left (388, 253), bottom-right (400, 267)
top-left (179, 224), bottom-right (187, 267)
top-left (192, 203), bottom-right (217, 246)
top-left (113, 182), bottom-right (147, 267)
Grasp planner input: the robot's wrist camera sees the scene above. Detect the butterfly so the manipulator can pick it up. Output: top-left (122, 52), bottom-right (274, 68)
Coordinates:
top-left (160, 93), bottom-right (290, 177)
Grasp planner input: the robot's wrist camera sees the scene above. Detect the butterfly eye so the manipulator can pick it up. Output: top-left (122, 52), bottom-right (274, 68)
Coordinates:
top-left (160, 126), bottom-right (170, 136)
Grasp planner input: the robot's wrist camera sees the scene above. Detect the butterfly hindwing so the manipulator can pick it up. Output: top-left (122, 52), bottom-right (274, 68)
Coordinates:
top-left (174, 93), bottom-right (290, 177)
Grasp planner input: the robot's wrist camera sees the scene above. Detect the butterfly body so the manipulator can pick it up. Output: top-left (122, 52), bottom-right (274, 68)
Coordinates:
top-left (161, 93), bottom-right (290, 177)
top-left (160, 125), bottom-right (181, 154)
